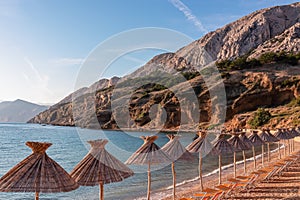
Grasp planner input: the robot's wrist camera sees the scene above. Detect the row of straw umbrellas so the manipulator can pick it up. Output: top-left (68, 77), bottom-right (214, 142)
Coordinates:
top-left (0, 127), bottom-right (299, 200)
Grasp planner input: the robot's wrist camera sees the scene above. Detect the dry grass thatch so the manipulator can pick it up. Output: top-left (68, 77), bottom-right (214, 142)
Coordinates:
top-left (211, 134), bottom-right (234, 155)
top-left (239, 132), bottom-right (253, 148)
top-left (260, 130), bottom-right (278, 142)
top-left (186, 133), bottom-right (212, 155)
top-left (0, 141), bottom-right (79, 193)
top-left (70, 139), bottom-right (134, 186)
top-left (289, 128), bottom-right (300, 138)
top-left (248, 131), bottom-right (265, 146)
top-left (275, 129), bottom-right (293, 140)
top-left (228, 134), bottom-right (249, 151)
top-left (125, 135), bottom-right (171, 165)
top-left (161, 134), bottom-right (193, 162)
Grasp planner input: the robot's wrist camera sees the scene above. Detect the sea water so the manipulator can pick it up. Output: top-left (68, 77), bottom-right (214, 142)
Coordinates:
top-left (0, 123), bottom-right (255, 200)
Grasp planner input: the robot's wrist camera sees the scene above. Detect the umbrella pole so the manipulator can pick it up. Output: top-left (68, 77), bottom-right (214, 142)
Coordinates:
top-left (234, 151), bottom-right (236, 178)
top-left (243, 150), bottom-right (246, 174)
top-left (261, 145), bottom-right (264, 167)
top-left (288, 140), bottom-right (290, 155)
top-left (99, 182), bottom-right (104, 200)
top-left (171, 162), bottom-right (176, 200)
top-left (267, 143), bottom-right (270, 162)
top-left (284, 141), bottom-right (286, 157)
top-left (35, 192), bottom-right (39, 200)
top-left (147, 162), bottom-right (151, 200)
top-left (278, 141), bottom-right (281, 159)
top-left (199, 152), bottom-right (203, 191)
top-left (219, 154), bottom-right (222, 185)
top-left (293, 139), bottom-right (295, 152)
top-left (252, 146), bottom-right (256, 169)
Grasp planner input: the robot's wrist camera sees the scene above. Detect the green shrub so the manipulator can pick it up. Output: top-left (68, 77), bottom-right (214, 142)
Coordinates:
top-left (216, 51), bottom-right (299, 72)
top-left (182, 72), bottom-right (200, 80)
top-left (258, 52), bottom-right (299, 66)
top-left (258, 52), bottom-right (277, 64)
top-left (248, 108), bottom-right (272, 128)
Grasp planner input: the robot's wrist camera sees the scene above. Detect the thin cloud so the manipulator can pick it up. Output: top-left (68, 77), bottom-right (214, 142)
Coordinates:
top-left (51, 57), bottom-right (84, 66)
top-left (23, 56), bottom-right (52, 95)
top-left (169, 0), bottom-right (208, 33)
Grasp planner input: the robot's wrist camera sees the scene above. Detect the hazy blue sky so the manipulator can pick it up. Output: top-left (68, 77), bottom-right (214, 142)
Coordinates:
top-left (0, 0), bottom-right (297, 104)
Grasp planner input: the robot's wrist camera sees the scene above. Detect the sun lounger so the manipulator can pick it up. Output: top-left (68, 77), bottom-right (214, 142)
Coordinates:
top-left (262, 166), bottom-right (279, 182)
top-left (194, 188), bottom-right (221, 199)
top-left (211, 191), bottom-right (223, 200)
top-left (216, 183), bottom-right (238, 198)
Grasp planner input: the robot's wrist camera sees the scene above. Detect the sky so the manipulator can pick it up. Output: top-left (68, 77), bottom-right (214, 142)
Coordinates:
top-left (0, 0), bottom-right (297, 104)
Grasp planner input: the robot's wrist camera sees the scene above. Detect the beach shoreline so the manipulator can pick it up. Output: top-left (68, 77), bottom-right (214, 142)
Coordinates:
top-left (144, 141), bottom-right (299, 200)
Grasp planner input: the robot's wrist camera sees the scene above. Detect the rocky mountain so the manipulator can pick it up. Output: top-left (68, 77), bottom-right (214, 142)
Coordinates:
top-left (249, 22), bottom-right (300, 59)
top-left (57, 76), bottom-right (120, 105)
top-left (29, 3), bottom-right (300, 131)
top-left (0, 99), bottom-right (48, 123)
top-left (121, 2), bottom-right (300, 80)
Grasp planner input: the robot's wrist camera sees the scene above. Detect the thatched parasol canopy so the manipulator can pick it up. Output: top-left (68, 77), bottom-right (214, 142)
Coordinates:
top-left (228, 133), bottom-right (248, 152)
top-left (70, 139), bottom-right (134, 186)
top-left (260, 129), bottom-right (278, 162)
top-left (162, 134), bottom-right (193, 162)
top-left (125, 135), bottom-right (171, 200)
top-left (186, 131), bottom-right (213, 191)
top-left (249, 130), bottom-right (265, 167)
top-left (274, 129), bottom-right (292, 140)
top-left (260, 130), bottom-right (276, 143)
top-left (228, 132), bottom-right (249, 177)
top-left (70, 139), bottom-right (133, 200)
top-left (265, 129), bottom-right (279, 142)
top-left (239, 132), bottom-right (253, 148)
top-left (162, 134), bottom-right (193, 200)
top-left (125, 135), bottom-right (171, 165)
top-left (289, 128), bottom-right (300, 138)
top-left (288, 128), bottom-right (300, 152)
top-left (0, 142), bottom-right (78, 199)
top-left (211, 134), bottom-right (234, 185)
top-left (211, 134), bottom-right (234, 156)
top-left (248, 131), bottom-right (265, 146)
top-left (186, 131), bottom-right (212, 155)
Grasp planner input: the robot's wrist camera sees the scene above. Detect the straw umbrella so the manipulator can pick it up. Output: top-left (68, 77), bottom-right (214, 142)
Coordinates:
top-left (211, 134), bottom-right (234, 185)
top-left (260, 129), bottom-right (279, 162)
top-left (289, 128), bottom-right (300, 152)
top-left (239, 132), bottom-right (253, 174)
top-left (125, 135), bottom-right (171, 200)
top-left (70, 139), bottom-right (134, 200)
top-left (248, 130), bottom-right (265, 168)
top-left (282, 128), bottom-right (293, 155)
top-left (0, 142), bottom-right (79, 200)
top-left (228, 132), bottom-right (248, 178)
top-left (162, 134), bottom-right (194, 200)
top-left (186, 131), bottom-right (212, 191)
top-left (274, 129), bottom-right (292, 157)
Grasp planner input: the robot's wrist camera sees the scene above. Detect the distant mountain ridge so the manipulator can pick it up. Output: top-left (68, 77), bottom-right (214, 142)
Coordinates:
top-left (0, 99), bottom-right (48, 123)
top-left (29, 2), bottom-right (300, 130)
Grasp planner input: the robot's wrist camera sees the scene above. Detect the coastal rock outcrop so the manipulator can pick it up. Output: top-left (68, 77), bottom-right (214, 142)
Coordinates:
top-left (28, 3), bottom-right (300, 131)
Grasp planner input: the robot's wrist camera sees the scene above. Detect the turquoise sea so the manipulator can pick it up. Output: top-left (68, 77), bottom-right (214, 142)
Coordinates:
top-left (0, 123), bottom-right (255, 200)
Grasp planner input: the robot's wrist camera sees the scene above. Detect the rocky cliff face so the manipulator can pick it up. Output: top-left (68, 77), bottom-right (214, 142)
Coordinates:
top-left (249, 22), bottom-right (300, 58)
top-left (28, 3), bottom-right (300, 131)
top-left (122, 2), bottom-right (300, 79)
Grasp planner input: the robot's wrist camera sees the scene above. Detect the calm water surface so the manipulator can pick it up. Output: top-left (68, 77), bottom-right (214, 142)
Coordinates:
top-left (0, 123), bottom-right (249, 200)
